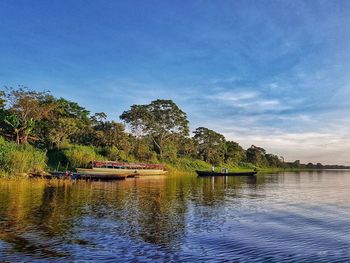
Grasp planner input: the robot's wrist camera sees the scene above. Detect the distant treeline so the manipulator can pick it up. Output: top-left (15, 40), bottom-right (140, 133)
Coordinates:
top-left (0, 87), bottom-right (345, 174)
top-left (284, 160), bottom-right (350, 170)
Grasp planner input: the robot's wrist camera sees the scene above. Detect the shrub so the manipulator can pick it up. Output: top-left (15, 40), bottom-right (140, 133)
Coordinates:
top-left (238, 161), bottom-right (256, 169)
top-left (99, 146), bottom-right (135, 162)
top-left (63, 145), bottom-right (105, 168)
top-left (0, 137), bottom-right (47, 174)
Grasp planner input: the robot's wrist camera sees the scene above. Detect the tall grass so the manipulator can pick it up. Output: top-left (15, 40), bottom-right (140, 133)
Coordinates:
top-left (63, 145), bottom-right (105, 168)
top-left (0, 137), bottom-right (47, 175)
top-left (165, 157), bottom-right (212, 172)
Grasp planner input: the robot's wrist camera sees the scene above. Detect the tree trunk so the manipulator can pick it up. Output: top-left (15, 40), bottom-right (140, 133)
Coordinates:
top-left (21, 134), bottom-right (28, 144)
top-left (15, 129), bottom-right (19, 145)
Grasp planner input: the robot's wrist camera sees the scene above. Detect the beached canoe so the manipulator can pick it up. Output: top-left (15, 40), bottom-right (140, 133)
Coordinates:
top-left (76, 161), bottom-right (168, 176)
top-left (31, 172), bottom-right (131, 180)
top-left (196, 171), bottom-right (257, 177)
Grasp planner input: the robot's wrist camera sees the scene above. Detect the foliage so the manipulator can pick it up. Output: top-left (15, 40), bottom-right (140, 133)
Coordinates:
top-left (238, 162), bottom-right (257, 169)
top-left (265, 154), bottom-right (283, 167)
top-left (120, 99), bottom-right (189, 157)
top-left (99, 146), bottom-right (134, 162)
top-left (193, 127), bottom-right (226, 165)
top-left (225, 141), bottom-right (246, 166)
top-left (246, 145), bottom-right (269, 167)
top-left (47, 117), bottom-right (79, 149)
top-left (167, 157), bottom-right (212, 172)
top-left (63, 145), bottom-right (100, 168)
top-left (0, 86), bottom-right (304, 174)
top-left (1, 87), bottom-right (56, 144)
top-left (0, 136), bottom-right (47, 174)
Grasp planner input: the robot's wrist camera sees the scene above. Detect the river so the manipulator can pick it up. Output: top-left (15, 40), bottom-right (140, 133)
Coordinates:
top-left (0, 171), bottom-right (350, 262)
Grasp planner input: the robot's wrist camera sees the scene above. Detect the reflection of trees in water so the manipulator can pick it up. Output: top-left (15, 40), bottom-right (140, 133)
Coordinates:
top-left (105, 177), bottom-right (189, 249)
top-left (0, 174), bottom-right (278, 258)
top-left (0, 180), bottom-right (76, 258)
top-left (193, 175), bottom-right (271, 205)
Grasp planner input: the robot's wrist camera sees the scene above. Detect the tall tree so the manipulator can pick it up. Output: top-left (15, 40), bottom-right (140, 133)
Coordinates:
top-left (37, 97), bottom-right (90, 148)
top-left (47, 118), bottom-right (79, 149)
top-left (193, 127), bottom-right (226, 165)
top-left (246, 145), bottom-right (268, 167)
top-left (120, 99), bottom-right (189, 158)
top-left (2, 87), bottom-right (56, 144)
top-left (265, 153), bottom-right (283, 167)
top-left (94, 121), bottom-right (130, 150)
top-left (225, 141), bottom-right (246, 166)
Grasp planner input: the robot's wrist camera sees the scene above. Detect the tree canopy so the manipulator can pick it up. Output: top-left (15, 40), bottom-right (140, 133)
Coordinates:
top-left (120, 99), bottom-right (189, 158)
top-left (193, 127), bottom-right (227, 165)
top-left (0, 86), bottom-right (292, 170)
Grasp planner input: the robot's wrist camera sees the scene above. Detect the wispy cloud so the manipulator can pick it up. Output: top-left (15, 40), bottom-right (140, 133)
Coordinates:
top-left (1, 0), bottom-right (350, 164)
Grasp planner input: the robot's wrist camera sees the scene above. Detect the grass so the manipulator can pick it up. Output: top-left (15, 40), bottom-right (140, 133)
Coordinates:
top-left (0, 137), bottom-right (47, 176)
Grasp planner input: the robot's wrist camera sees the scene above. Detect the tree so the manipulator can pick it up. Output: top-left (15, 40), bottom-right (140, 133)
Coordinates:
top-left (246, 145), bottom-right (268, 167)
top-left (2, 87), bottom-right (56, 144)
top-left (225, 141), bottom-right (246, 166)
top-left (36, 97), bottom-right (90, 148)
top-left (193, 127), bottom-right (226, 165)
top-left (292, 160), bottom-right (301, 168)
top-left (47, 118), bottom-right (79, 149)
top-left (177, 137), bottom-right (196, 157)
top-left (0, 91), bottom-right (5, 109)
top-left (265, 153), bottom-right (283, 167)
top-left (94, 121), bottom-right (130, 150)
top-left (120, 99), bottom-right (189, 158)
top-left (3, 114), bottom-right (21, 144)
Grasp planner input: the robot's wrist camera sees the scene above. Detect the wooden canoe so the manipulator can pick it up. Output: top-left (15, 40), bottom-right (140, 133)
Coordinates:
top-left (196, 170), bottom-right (257, 177)
top-left (76, 167), bottom-right (167, 176)
top-left (31, 172), bottom-right (130, 180)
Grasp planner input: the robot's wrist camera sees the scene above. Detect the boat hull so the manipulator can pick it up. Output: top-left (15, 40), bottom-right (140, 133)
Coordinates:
top-left (196, 170), bottom-right (257, 177)
top-left (31, 172), bottom-right (129, 180)
top-left (76, 168), bottom-right (167, 176)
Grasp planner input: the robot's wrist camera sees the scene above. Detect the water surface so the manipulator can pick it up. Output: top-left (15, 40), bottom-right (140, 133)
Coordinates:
top-left (0, 171), bottom-right (350, 262)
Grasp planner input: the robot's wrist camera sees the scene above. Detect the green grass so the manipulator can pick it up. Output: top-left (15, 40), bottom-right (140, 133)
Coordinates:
top-left (163, 157), bottom-right (258, 174)
top-left (0, 137), bottom-right (47, 176)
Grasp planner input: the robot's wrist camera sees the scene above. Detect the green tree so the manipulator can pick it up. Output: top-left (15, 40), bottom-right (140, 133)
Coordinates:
top-left (131, 137), bottom-right (155, 161)
top-left (246, 145), bottom-right (268, 167)
top-left (94, 121), bottom-right (130, 150)
top-left (177, 137), bottom-right (196, 157)
top-left (0, 91), bottom-right (5, 109)
top-left (4, 114), bottom-right (21, 144)
top-left (265, 153), bottom-right (283, 167)
top-left (193, 127), bottom-right (226, 165)
top-left (2, 87), bottom-right (56, 144)
top-left (225, 141), bottom-right (246, 166)
top-left (120, 99), bottom-right (189, 158)
top-left (47, 118), bottom-right (79, 149)
top-left (36, 97), bottom-right (90, 148)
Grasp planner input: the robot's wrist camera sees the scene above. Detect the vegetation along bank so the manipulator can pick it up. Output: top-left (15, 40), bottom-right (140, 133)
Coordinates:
top-left (0, 87), bottom-right (347, 177)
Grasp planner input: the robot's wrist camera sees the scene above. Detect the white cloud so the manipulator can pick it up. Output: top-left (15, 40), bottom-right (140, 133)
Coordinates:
top-left (208, 90), bottom-right (291, 113)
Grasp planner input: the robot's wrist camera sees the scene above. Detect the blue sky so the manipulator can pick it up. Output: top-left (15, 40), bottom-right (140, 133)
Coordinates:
top-left (1, 0), bottom-right (350, 164)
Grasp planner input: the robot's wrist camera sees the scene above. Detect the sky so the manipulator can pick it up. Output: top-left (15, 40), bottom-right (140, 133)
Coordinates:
top-left (1, 0), bottom-right (350, 164)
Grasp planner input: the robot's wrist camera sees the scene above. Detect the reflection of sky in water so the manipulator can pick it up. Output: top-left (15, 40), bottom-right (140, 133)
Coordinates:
top-left (0, 171), bottom-right (350, 262)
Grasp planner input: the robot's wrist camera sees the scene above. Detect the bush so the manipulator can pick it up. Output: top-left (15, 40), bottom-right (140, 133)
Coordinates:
top-left (46, 150), bottom-right (69, 171)
top-left (238, 162), bottom-right (256, 169)
top-left (63, 145), bottom-right (101, 168)
top-left (167, 157), bottom-right (212, 172)
top-left (99, 146), bottom-right (135, 162)
top-left (0, 137), bottom-right (47, 174)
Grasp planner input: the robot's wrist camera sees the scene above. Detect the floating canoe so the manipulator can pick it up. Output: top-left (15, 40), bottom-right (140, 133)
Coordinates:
top-left (196, 171), bottom-right (257, 177)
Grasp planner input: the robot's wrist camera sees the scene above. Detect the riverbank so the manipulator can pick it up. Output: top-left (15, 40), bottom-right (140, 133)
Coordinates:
top-left (0, 135), bottom-right (340, 178)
